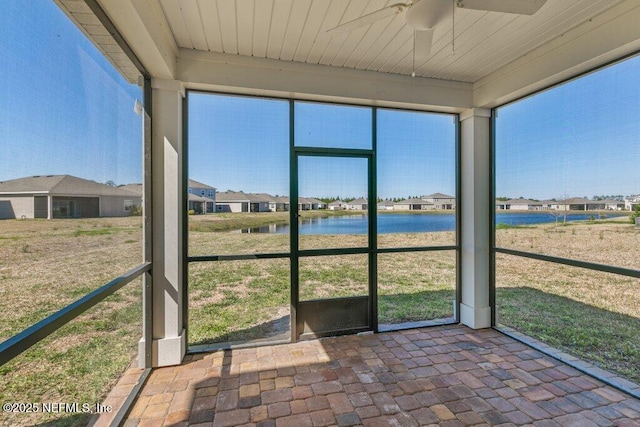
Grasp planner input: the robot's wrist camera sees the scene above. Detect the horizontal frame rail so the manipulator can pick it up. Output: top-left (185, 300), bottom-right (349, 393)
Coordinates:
top-left (188, 253), bottom-right (290, 262)
top-left (378, 245), bottom-right (458, 254)
top-left (294, 146), bottom-right (374, 157)
top-left (495, 247), bottom-right (640, 278)
top-left (0, 262), bottom-right (151, 366)
top-left (187, 246), bottom-right (457, 263)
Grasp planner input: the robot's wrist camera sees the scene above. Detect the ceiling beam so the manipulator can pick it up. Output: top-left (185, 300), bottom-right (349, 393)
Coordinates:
top-left (97, 0), bottom-right (178, 79)
top-left (177, 50), bottom-right (473, 113)
top-left (474, 0), bottom-right (640, 108)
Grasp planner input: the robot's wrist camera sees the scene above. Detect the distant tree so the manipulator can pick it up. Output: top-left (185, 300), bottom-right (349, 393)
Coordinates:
top-left (496, 196), bottom-right (509, 201)
top-left (105, 180), bottom-right (117, 187)
top-left (319, 197), bottom-right (339, 204)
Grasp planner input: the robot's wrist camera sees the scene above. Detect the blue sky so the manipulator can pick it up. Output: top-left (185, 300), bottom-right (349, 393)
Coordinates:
top-left (2, 1), bottom-right (638, 201)
top-left (189, 93), bottom-right (456, 199)
top-left (0, 1), bottom-right (142, 186)
top-left (495, 54), bottom-right (640, 200)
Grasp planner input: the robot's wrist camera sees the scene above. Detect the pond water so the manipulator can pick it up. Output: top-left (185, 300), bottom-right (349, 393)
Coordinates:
top-left (239, 212), bottom-right (624, 234)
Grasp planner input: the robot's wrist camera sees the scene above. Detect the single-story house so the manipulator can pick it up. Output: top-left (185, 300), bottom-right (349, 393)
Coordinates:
top-left (422, 193), bottom-right (456, 210)
top-left (504, 198), bottom-right (543, 211)
top-left (377, 201), bottom-right (395, 210)
top-left (345, 198), bottom-right (368, 210)
top-left (539, 200), bottom-right (555, 210)
top-left (272, 196), bottom-right (290, 212)
top-left (600, 199), bottom-right (625, 210)
top-left (306, 198), bottom-right (327, 210)
top-left (395, 198), bottom-right (434, 211)
top-left (0, 175), bottom-right (142, 219)
top-left (298, 197), bottom-right (313, 211)
top-left (562, 197), bottom-right (599, 211)
top-left (247, 193), bottom-right (277, 212)
top-left (215, 191), bottom-right (251, 212)
top-left (187, 179), bottom-right (216, 213)
top-left (328, 200), bottom-right (346, 210)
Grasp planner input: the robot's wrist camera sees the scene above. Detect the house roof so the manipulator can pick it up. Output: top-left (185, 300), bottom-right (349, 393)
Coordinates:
top-left (423, 193), bottom-right (455, 199)
top-left (348, 198), bottom-right (368, 205)
top-left (118, 183), bottom-right (143, 195)
top-left (216, 191), bottom-right (250, 202)
top-left (0, 175), bottom-right (141, 197)
top-left (562, 197), bottom-right (593, 204)
top-left (328, 200), bottom-right (344, 206)
top-left (188, 179), bottom-right (216, 191)
top-left (506, 198), bottom-right (542, 205)
top-left (306, 198), bottom-right (325, 205)
top-left (249, 193), bottom-right (277, 203)
top-left (397, 198), bottom-right (434, 205)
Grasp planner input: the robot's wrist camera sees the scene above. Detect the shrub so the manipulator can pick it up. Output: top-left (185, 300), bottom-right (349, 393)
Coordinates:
top-left (629, 205), bottom-right (640, 224)
top-left (130, 205), bottom-right (143, 216)
top-left (188, 209), bottom-right (196, 215)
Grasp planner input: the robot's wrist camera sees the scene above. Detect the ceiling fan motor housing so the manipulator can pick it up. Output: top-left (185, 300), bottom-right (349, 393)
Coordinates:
top-left (406, 0), bottom-right (452, 30)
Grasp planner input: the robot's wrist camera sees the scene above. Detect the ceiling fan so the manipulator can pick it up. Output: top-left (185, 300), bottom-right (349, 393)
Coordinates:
top-left (327, 0), bottom-right (547, 69)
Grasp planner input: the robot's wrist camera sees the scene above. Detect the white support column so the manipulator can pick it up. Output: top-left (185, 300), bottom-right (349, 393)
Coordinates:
top-left (139, 78), bottom-right (186, 367)
top-left (459, 108), bottom-right (492, 329)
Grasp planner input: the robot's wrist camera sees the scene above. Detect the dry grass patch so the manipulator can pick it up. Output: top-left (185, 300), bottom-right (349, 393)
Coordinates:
top-left (496, 218), bottom-right (639, 269)
top-left (0, 217), bottom-right (143, 426)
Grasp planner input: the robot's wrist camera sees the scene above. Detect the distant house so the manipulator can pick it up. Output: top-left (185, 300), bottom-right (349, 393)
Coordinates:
top-left (507, 199), bottom-right (542, 211)
top-left (539, 200), bottom-right (555, 210)
top-left (298, 197), bottom-right (312, 211)
top-left (600, 199), bottom-right (625, 211)
top-left (377, 200), bottom-right (395, 210)
top-left (625, 195), bottom-right (639, 211)
top-left (496, 199), bottom-right (542, 210)
top-left (496, 199), bottom-right (509, 210)
top-left (247, 193), bottom-right (275, 212)
top-left (188, 179), bottom-right (216, 214)
top-left (273, 196), bottom-right (290, 212)
top-left (306, 198), bottom-right (327, 210)
top-left (0, 175), bottom-right (141, 219)
top-left (562, 197), bottom-right (599, 211)
top-left (422, 193), bottom-right (456, 210)
top-left (328, 200), bottom-right (346, 210)
top-left (216, 191), bottom-right (251, 212)
top-left (548, 197), bottom-right (620, 211)
top-left (187, 194), bottom-right (211, 214)
top-left (345, 198), bottom-right (368, 210)
top-left (253, 194), bottom-right (288, 212)
top-left (395, 198), bottom-right (434, 211)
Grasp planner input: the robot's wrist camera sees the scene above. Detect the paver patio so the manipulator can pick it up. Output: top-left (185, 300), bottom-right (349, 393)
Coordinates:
top-left (102, 325), bottom-right (640, 426)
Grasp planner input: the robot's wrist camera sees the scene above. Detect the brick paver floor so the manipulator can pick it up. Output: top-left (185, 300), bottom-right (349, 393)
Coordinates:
top-left (115, 325), bottom-right (640, 426)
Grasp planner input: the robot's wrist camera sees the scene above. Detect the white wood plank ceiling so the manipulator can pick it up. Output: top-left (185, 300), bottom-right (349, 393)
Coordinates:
top-left (56, 0), bottom-right (141, 82)
top-left (157, 0), bottom-right (624, 83)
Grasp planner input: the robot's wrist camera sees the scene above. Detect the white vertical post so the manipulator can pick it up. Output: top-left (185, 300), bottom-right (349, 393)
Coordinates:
top-left (459, 108), bottom-right (492, 329)
top-left (139, 78), bottom-right (186, 367)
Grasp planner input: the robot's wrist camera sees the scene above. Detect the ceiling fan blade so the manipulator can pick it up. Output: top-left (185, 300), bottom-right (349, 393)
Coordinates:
top-left (456, 0), bottom-right (547, 15)
top-left (414, 28), bottom-right (434, 62)
top-left (327, 3), bottom-right (410, 35)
